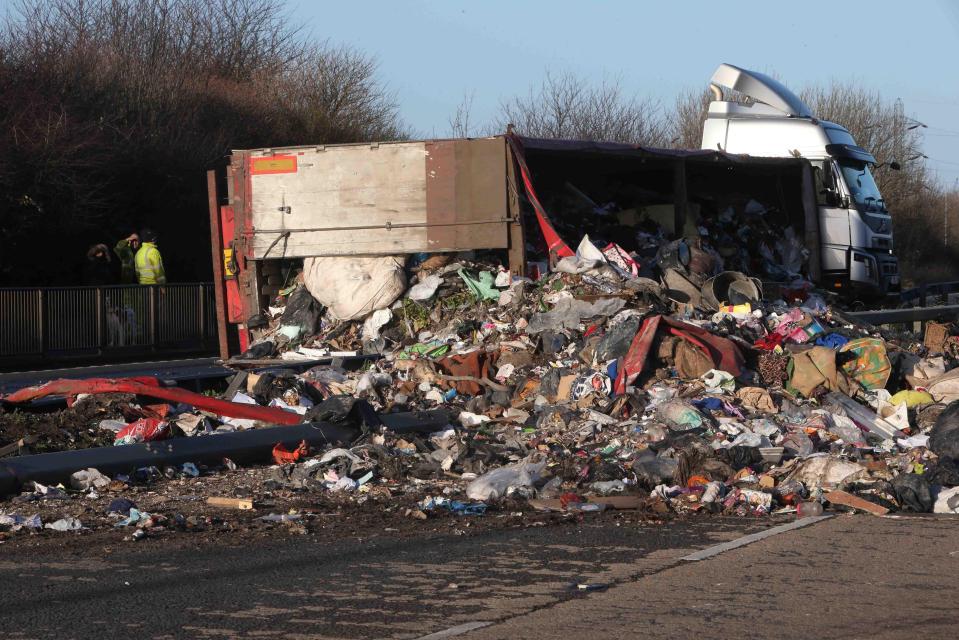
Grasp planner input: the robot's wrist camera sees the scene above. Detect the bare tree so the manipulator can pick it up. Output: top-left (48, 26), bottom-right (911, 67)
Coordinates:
top-left (277, 43), bottom-right (405, 144)
top-left (496, 71), bottom-right (670, 145)
top-left (799, 84), bottom-right (927, 202)
top-left (0, 0), bottom-right (407, 284)
top-left (669, 87), bottom-right (712, 149)
top-left (448, 91), bottom-right (476, 138)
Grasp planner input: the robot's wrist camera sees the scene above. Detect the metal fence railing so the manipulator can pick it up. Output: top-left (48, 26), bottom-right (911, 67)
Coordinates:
top-left (0, 283), bottom-right (217, 364)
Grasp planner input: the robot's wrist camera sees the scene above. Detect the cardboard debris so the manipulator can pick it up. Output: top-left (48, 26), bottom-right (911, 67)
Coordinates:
top-left (924, 322), bottom-right (951, 353)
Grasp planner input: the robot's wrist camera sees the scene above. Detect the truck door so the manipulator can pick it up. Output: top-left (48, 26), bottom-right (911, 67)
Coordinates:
top-left (812, 160), bottom-right (850, 279)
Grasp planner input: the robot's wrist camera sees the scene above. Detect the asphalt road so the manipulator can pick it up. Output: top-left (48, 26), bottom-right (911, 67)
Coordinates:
top-left (1, 514), bottom-right (955, 639)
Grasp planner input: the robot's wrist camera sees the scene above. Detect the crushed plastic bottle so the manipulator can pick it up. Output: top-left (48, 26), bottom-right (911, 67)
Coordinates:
top-left (796, 501), bottom-right (824, 518)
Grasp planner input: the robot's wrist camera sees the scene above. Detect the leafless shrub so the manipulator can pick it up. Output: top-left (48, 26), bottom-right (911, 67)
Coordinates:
top-left (668, 88), bottom-right (712, 149)
top-left (0, 0), bottom-right (406, 284)
top-left (277, 43), bottom-right (405, 144)
top-left (496, 71), bottom-right (670, 146)
top-left (448, 91), bottom-right (477, 138)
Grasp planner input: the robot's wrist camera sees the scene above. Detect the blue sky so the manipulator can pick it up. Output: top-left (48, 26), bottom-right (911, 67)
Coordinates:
top-left (292, 0), bottom-right (959, 185)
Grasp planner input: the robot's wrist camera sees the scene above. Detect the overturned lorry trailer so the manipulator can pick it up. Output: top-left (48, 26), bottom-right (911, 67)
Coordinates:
top-left (206, 134), bottom-right (820, 358)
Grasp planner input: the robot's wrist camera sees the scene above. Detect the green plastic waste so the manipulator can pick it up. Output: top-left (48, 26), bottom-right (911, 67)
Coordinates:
top-left (400, 341), bottom-right (451, 359)
top-left (458, 269), bottom-right (500, 301)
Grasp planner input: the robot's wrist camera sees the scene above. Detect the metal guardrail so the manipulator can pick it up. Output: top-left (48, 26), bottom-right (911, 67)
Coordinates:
top-left (900, 281), bottom-right (959, 307)
top-left (844, 304), bottom-right (959, 335)
top-left (0, 283), bottom-right (217, 364)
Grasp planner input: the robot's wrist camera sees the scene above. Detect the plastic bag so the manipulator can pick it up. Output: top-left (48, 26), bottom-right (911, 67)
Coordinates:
top-left (826, 414), bottom-right (866, 446)
top-left (526, 297), bottom-right (626, 334)
top-left (70, 468), bottom-right (111, 491)
top-left (656, 400), bottom-right (705, 431)
top-left (280, 286), bottom-right (322, 337)
top-left (361, 308), bottom-right (392, 341)
top-left (888, 390), bottom-right (934, 408)
top-left (115, 418), bottom-right (169, 446)
top-left (785, 456), bottom-right (866, 489)
top-left (595, 312), bottom-right (643, 361)
top-left (466, 459), bottom-right (546, 501)
top-left (934, 486), bottom-right (959, 514)
top-left (303, 255), bottom-right (406, 320)
top-left (632, 454), bottom-right (678, 485)
top-left (408, 274), bottom-right (443, 301)
top-left (891, 473), bottom-right (933, 512)
top-left (782, 429), bottom-right (815, 458)
top-left (457, 269), bottom-right (500, 301)
top-left (554, 235), bottom-right (607, 274)
top-left (930, 400), bottom-right (959, 460)
top-left (45, 517), bottom-right (82, 532)
top-left (839, 337), bottom-right (891, 391)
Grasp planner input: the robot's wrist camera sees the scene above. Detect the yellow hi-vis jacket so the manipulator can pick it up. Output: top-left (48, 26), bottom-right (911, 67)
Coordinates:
top-left (135, 242), bottom-right (166, 285)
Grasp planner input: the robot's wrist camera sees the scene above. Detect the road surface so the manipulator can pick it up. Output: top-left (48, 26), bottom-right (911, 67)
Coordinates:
top-left (1, 514), bottom-right (955, 639)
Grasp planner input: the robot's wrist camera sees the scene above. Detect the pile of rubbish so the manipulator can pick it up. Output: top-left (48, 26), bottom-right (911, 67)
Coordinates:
top-left (5, 229), bottom-right (959, 540)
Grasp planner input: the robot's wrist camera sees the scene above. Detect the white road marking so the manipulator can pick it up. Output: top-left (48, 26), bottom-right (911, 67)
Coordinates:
top-left (413, 621), bottom-right (493, 640)
top-left (680, 515), bottom-right (833, 561)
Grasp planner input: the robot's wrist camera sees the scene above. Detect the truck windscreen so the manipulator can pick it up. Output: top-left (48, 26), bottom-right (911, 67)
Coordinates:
top-left (838, 160), bottom-right (886, 213)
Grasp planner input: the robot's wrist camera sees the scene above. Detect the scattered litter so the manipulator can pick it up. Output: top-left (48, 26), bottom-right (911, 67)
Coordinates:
top-left (3, 213), bottom-right (959, 540)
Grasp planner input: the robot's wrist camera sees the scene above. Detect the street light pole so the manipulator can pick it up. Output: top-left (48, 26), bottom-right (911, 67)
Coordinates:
top-left (949, 179), bottom-right (959, 248)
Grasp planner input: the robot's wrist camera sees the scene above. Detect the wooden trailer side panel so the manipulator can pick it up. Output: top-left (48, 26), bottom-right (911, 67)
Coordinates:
top-left (244, 138), bottom-right (509, 259)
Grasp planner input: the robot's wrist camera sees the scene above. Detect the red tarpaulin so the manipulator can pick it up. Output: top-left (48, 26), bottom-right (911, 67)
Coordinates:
top-left (615, 315), bottom-right (745, 394)
top-left (505, 133), bottom-right (574, 259)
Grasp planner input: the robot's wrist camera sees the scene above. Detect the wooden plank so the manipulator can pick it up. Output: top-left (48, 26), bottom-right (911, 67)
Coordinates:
top-left (207, 170), bottom-right (231, 361)
top-left (206, 497), bottom-right (254, 510)
top-left (220, 370), bottom-right (248, 400)
top-left (0, 435), bottom-right (37, 458)
top-left (825, 490), bottom-right (889, 516)
top-left (506, 141), bottom-right (526, 276)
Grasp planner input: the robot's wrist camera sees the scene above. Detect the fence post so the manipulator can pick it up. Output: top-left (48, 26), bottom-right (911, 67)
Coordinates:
top-left (198, 284), bottom-right (207, 344)
top-left (95, 287), bottom-right (104, 353)
top-left (149, 285), bottom-right (158, 351)
top-left (38, 289), bottom-right (47, 358)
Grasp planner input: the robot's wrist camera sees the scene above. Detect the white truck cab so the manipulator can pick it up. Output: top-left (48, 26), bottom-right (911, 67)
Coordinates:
top-left (701, 63), bottom-right (899, 295)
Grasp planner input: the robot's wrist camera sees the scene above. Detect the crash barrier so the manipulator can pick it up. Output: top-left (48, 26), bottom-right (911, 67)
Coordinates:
top-left (900, 281), bottom-right (959, 308)
top-left (0, 283), bottom-right (216, 365)
top-left (845, 305), bottom-right (959, 334)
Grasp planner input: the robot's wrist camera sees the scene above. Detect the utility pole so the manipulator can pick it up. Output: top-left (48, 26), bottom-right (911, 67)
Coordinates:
top-left (947, 178), bottom-right (958, 248)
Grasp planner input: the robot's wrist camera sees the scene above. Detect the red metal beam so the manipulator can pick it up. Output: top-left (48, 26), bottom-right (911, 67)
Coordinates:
top-left (2, 377), bottom-right (303, 425)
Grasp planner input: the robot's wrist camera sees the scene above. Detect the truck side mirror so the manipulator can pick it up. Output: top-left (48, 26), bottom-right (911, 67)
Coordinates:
top-left (822, 189), bottom-right (840, 207)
